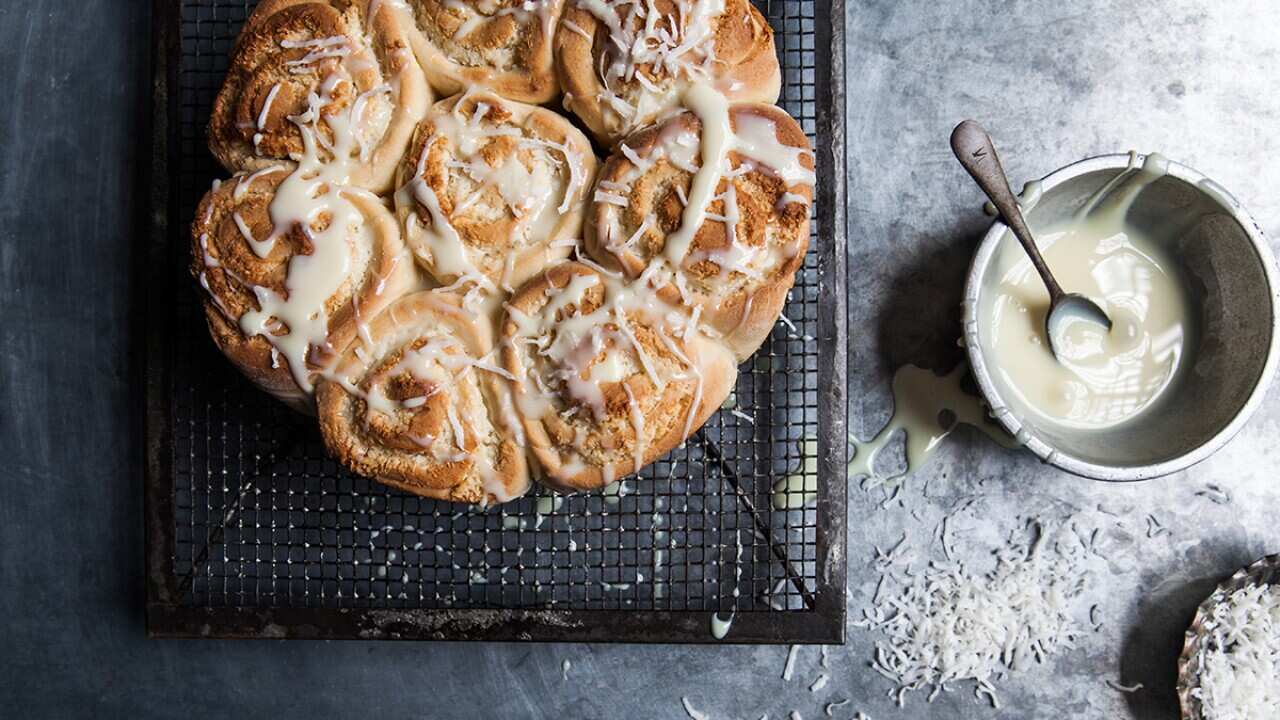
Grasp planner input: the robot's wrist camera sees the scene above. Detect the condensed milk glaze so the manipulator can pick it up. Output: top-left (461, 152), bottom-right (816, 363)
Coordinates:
top-left (983, 153), bottom-right (1196, 430)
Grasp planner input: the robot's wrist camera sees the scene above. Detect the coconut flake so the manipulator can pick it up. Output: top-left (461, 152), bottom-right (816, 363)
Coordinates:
top-left (1191, 581), bottom-right (1280, 718)
top-left (854, 517), bottom-right (1099, 706)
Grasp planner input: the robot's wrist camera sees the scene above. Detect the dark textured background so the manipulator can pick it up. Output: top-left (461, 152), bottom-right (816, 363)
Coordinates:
top-left (4, 1), bottom-right (1280, 718)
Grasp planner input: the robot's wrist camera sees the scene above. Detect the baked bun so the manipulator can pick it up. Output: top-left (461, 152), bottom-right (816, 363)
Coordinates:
top-left (317, 291), bottom-right (530, 505)
top-left (190, 165), bottom-right (418, 411)
top-left (208, 0), bottom-right (430, 192)
top-left (400, 0), bottom-right (564, 103)
top-left (500, 262), bottom-right (736, 492)
top-left (555, 0), bottom-right (780, 145)
top-left (394, 89), bottom-right (598, 301)
top-left (584, 96), bottom-right (813, 361)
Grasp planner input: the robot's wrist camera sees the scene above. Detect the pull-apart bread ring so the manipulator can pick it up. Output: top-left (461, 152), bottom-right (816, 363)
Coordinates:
top-left (394, 90), bottom-right (598, 302)
top-left (317, 291), bottom-right (530, 505)
top-left (193, 0), bottom-right (811, 505)
top-left (400, 0), bottom-right (565, 104)
top-left (555, 0), bottom-right (781, 146)
top-left (208, 0), bottom-right (430, 192)
top-left (190, 164), bottom-right (417, 413)
top-left (584, 96), bottom-right (814, 362)
top-left (501, 262), bottom-right (736, 492)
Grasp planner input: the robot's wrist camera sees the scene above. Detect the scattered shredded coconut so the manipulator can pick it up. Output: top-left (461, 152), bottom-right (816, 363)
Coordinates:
top-left (782, 644), bottom-right (801, 681)
top-left (1196, 484), bottom-right (1232, 505)
top-left (681, 696), bottom-right (711, 720)
top-left (1145, 514), bottom-right (1171, 538)
top-left (853, 517), bottom-right (1098, 708)
top-left (1106, 679), bottom-right (1144, 693)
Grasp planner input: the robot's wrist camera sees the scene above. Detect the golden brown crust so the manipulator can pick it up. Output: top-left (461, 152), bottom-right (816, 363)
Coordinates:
top-left (555, 0), bottom-right (780, 146)
top-left (500, 263), bottom-right (736, 492)
top-left (208, 0), bottom-right (430, 192)
top-left (316, 291), bottom-right (530, 505)
top-left (402, 0), bottom-right (564, 104)
top-left (189, 167), bottom-right (418, 411)
top-left (583, 103), bottom-right (813, 362)
top-left (393, 89), bottom-right (598, 292)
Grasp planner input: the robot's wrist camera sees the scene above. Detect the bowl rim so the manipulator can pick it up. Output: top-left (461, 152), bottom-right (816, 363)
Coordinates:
top-left (961, 152), bottom-right (1280, 482)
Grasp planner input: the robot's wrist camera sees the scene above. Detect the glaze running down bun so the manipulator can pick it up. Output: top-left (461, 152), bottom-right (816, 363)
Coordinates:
top-left (317, 291), bottom-right (530, 504)
top-left (190, 165), bottom-right (417, 412)
top-left (394, 88), bottom-right (598, 304)
top-left (555, 0), bottom-right (781, 146)
top-left (584, 95), bottom-right (814, 362)
top-left (208, 0), bottom-right (431, 192)
top-left (500, 262), bottom-right (736, 492)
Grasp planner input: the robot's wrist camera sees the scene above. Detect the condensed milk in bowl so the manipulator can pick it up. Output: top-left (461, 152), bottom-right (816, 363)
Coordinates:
top-left (963, 152), bottom-right (1280, 480)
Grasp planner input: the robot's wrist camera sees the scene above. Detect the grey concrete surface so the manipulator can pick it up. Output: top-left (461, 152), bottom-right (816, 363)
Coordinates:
top-left (2, 0), bottom-right (1279, 718)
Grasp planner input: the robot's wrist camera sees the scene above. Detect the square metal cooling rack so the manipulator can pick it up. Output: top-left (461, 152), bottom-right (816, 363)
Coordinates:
top-left (145, 0), bottom-right (847, 642)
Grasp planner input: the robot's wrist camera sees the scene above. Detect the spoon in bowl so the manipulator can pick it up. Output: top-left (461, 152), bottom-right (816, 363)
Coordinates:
top-left (950, 119), bottom-right (1112, 360)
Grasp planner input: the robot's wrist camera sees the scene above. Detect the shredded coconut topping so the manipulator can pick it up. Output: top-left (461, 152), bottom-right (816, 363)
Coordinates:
top-left (1191, 581), bottom-right (1280, 719)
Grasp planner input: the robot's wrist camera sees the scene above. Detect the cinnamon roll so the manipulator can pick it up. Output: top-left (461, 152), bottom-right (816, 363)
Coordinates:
top-left (500, 262), bottom-right (737, 492)
top-left (316, 291), bottom-right (530, 505)
top-left (394, 89), bottom-right (597, 301)
top-left (400, 0), bottom-right (564, 103)
top-left (190, 164), bottom-right (418, 412)
top-left (584, 89), bottom-right (814, 361)
top-left (208, 0), bottom-right (431, 192)
top-left (555, 0), bottom-right (781, 146)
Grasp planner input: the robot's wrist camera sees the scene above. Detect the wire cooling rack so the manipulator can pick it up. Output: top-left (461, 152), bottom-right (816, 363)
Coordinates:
top-left (145, 0), bottom-right (847, 642)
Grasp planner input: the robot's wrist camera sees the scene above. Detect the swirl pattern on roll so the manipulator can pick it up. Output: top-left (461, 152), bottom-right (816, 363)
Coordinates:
top-left (400, 0), bottom-right (564, 103)
top-left (584, 96), bottom-right (814, 361)
top-left (500, 262), bottom-right (736, 491)
top-left (190, 165), bottom-right (417, 411)
top-left (317, 291), bottom-right (530, 504)
top-left (208, 0), bottom-right (430, 192)
top-left (555, 0), bottom-right (780, 145)
top-left (394, 89), bottom-right (598, 303)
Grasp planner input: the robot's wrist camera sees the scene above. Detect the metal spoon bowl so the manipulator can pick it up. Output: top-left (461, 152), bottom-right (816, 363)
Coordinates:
top-left (950, 120), bottom-right (1112, 358)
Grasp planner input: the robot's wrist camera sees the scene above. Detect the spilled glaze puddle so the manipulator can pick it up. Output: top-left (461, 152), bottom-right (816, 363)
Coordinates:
top-left (849, 364), bottom-right (1018, 487)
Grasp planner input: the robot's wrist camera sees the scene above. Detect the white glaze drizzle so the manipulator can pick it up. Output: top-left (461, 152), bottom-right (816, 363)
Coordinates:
top-left (444, 0), bottom-right (557, 42)
top-left (506, 267), bottom-right (710, 478)
top-left (232, 210), bottom-right (277, 259)
top-left (257, 82), bottom-right (282, 133)
top-left (333, 323), bottom-right (524, 502)
top-left (601, 84), bottom-right (815, 309)
top-left (574, 0), bottom-right (727, 128)
top-left (398, 90), bottom-right (587, 292)
top-left (224, 18), bottom-right (405, 392)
